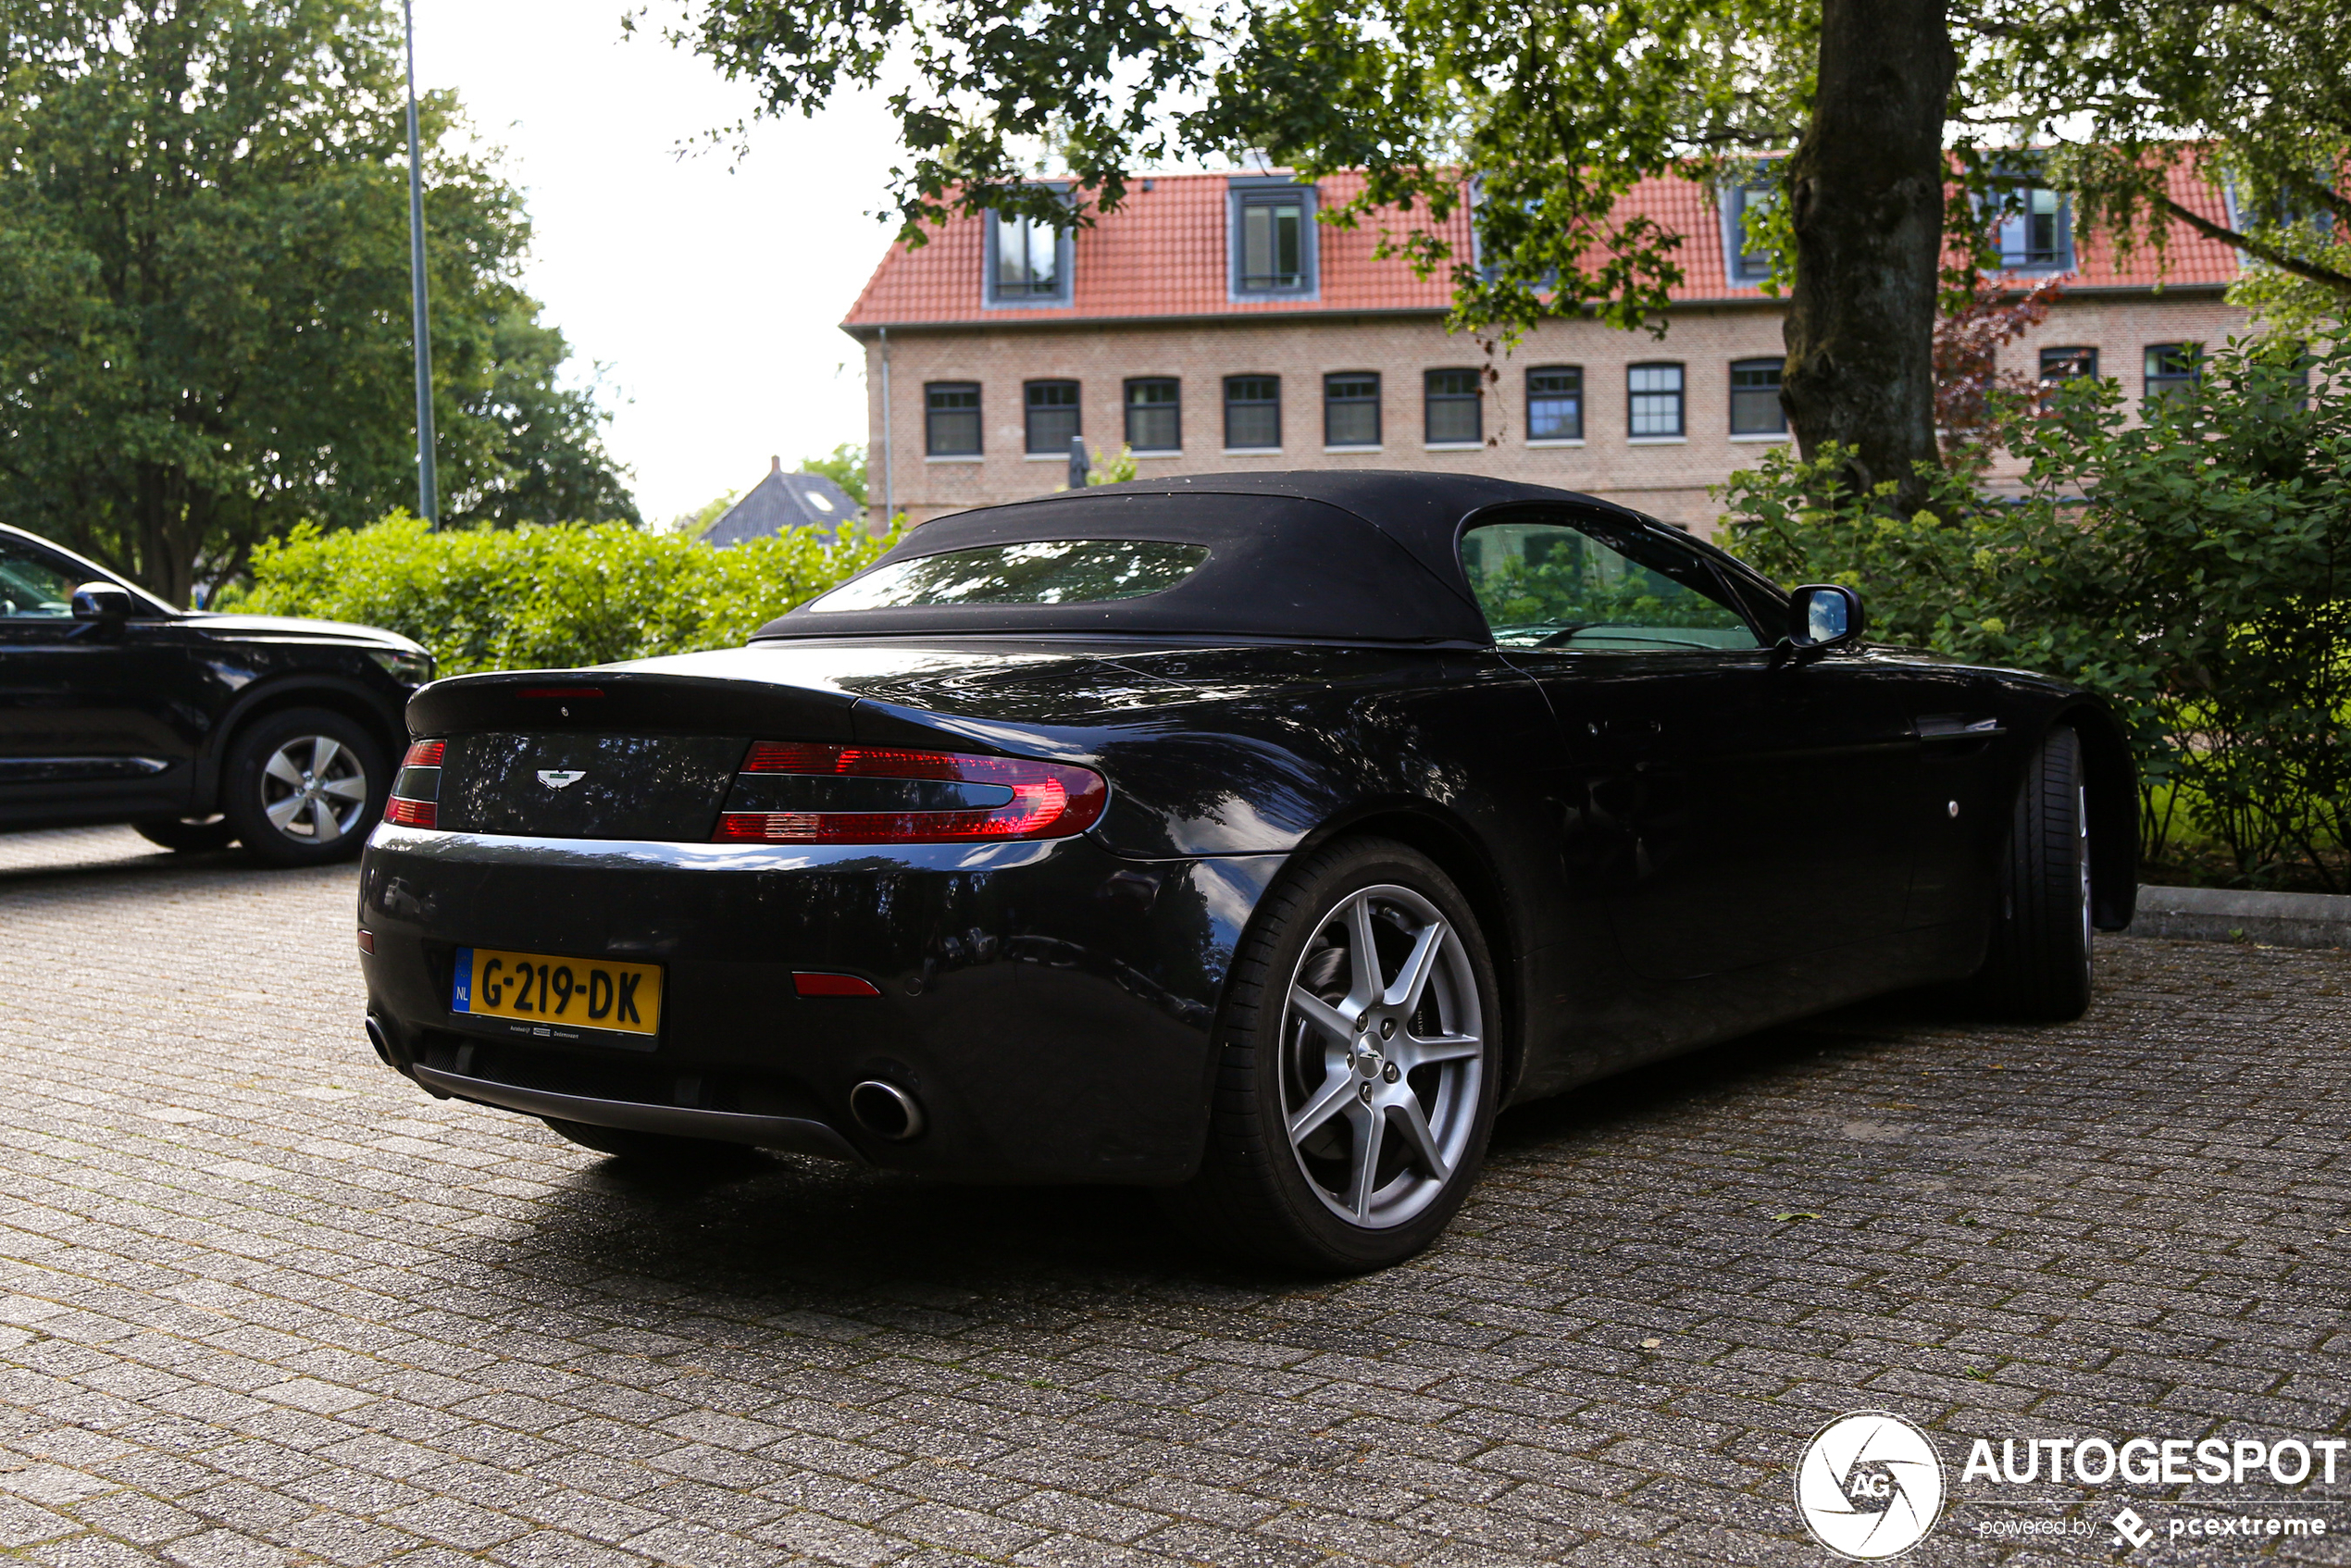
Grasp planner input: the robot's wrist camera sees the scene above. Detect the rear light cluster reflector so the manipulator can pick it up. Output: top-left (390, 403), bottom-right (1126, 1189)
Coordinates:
top-left (386, 738), bottom-right (444, 828)
top-left (716, 741), bottom-right (1107, 844)
top-left (793, 971), bottom-right (880, 997)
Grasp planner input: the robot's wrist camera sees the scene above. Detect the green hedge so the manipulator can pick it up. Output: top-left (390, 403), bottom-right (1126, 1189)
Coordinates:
top-left (227, 515), bottom-right (897, 676)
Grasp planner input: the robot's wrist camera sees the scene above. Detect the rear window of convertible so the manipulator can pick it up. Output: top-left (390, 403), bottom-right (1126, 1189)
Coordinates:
top-left (804, 539), bottom-right (1211, 613)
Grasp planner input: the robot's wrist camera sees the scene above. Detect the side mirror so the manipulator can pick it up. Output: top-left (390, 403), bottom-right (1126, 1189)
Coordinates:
top-left (1786, 584), bottom-right (1863, 650)
top-left (71, 582), bottom-right (136, 621)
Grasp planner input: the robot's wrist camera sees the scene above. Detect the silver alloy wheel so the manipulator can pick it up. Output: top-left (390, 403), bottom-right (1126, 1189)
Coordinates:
top-left (2077, 781), bottom-right (2093, 966)
top-left (258, 735), bottom-right (370, 844)
top-left (1278, 883), bottom-right (1485, 1229)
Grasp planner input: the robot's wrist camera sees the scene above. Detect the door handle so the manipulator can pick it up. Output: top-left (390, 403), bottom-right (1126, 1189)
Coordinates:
top-left (1915, 715), bottom-right (2002, 742)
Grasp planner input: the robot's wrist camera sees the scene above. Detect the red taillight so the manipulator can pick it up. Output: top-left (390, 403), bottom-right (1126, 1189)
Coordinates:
top-left (793, 972), bottom-right (881, 997)
top-left (717, 740), bottom-right (1106, 844)
top-left (744, 741), bottom-right (965, 779)
top-left (389, 738), bottom-right (443, 828)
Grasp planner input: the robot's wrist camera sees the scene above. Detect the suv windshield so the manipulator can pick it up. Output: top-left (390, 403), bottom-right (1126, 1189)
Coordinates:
top-left (0, 540), bottom-right (75, 617)
top-left (1459, 517), bottom-right (1761, 651)
top-left (806, 539), bottom-right (1210, 613)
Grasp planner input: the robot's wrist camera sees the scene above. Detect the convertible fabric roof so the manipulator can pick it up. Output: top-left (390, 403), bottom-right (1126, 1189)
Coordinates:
top-left (753, 471), bottom-right (1648, 645)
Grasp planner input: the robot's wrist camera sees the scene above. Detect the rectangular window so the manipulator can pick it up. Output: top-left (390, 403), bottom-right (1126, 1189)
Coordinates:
top-left (1424, 369), bottom-right (1482, 445)
top-left (1324, 373), bottom-right (1381, 447)
top-left (992, 213), bottom-right (1062, 298)
top-left (925, 382), bottom-right (981, 456)
top-left (1726, 180), bottom-right (1777, 283)
top-left (2039, 346), bottom-right (2098, 382)
top-left (1728, 357), bottom-right (1785, 434)
top-left (2145, 342), bottom-right (2200, 404)
top-left (1224, 375), bottom-right (1281, 450)
top-left (1996, 187), bottom-right (2070, 269)
top-left (1125, 378), bottom-right (1180, 453)
top-left (1628, 363), bottom-right (1685, 438)
top-left (1025, 380), bottom-right (1080, 455)
top-left (1231, 185), bottom-right (1316, 296)
top-left (1242, 199), bottom-right (1303, 288)
top-left (1525, 367), bottom-right (1583, 442)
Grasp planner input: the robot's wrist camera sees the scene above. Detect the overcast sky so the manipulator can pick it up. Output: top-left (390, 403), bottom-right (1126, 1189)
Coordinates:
top-left (409, 0), bottom-right (903, 523)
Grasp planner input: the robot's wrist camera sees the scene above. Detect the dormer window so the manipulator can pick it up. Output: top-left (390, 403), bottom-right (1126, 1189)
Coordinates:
top-left (1229, 180), bottom-right (1318, 298)
top-left (1720, 171), bottom-right (1779, 284)
top-left (1990, 182), bottom-right (2071, 271)
top-left (985, 196), bottom-right (1074, 307)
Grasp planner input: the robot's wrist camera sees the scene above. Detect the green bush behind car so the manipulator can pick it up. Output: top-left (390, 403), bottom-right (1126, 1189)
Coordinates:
top-left (228, 515), bottom-right (898, 677)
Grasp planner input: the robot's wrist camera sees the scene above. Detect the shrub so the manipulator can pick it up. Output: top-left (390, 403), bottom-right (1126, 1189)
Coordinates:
top-left (228, 514), bottom-right (898, 677)
top-left (1718, 338), bottom-right (2351, 890)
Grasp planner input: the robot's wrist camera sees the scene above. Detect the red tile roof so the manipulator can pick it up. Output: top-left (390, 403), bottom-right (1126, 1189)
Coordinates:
top-left (840, 164), bottom-right (2240, 332)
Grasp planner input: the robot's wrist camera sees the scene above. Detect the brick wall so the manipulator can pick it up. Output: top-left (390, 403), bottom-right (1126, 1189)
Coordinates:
top-left (1980, 292), bottom-right (2250, 492)
top-left (858, 290), bottom-right (2245, 536)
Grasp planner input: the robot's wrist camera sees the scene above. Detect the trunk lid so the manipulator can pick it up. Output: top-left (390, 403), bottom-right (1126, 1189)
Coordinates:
top-left (406, 670), bottom-right (859, 841)
top-left (436, 731), bottom-right (752, 840)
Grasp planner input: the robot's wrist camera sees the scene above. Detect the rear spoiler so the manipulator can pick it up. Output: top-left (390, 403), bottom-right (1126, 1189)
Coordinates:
top-left (404, 670), bottom-right (859, 741)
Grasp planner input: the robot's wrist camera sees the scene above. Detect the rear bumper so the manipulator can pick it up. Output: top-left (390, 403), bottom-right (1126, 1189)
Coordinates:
top-left (410, 1063), bottom-right (865, 1162)
top-left (357, 825), bottom-right (1284, 1183)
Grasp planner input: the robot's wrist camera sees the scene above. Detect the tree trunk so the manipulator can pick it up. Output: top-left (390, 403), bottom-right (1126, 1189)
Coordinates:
top-left (133, 464), bottom-right (199, 608)
top-left (1781, 0), bottom-right (1955, 514)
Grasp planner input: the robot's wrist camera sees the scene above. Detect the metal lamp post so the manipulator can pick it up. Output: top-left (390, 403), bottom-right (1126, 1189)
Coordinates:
top-left (402, 0), bottom-right (441, 529)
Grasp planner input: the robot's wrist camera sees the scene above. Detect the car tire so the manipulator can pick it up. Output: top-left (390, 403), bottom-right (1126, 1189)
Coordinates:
top-left (1159, 837), bottom-right (1500, 1273)
top-left (541, 1117), bottom-right (762, 1171)
top-left (219, 708), bottom-right (388, 868)
top-left (135, 816), bottom-right (238, 853)
top-left (1972, 725), bottom-right (2094, 1020)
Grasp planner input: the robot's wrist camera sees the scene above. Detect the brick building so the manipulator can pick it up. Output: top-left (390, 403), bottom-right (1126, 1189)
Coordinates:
top-left (840, 166), bottom-right (2246, 534)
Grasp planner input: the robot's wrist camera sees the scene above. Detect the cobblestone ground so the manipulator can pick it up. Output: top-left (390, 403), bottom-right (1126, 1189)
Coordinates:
top-left (0, 827), bottom-right (2345, 1568)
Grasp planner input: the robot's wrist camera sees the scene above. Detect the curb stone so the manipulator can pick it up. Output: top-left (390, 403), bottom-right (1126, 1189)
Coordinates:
top-left (2132, 882), bottom-right (2351, 949)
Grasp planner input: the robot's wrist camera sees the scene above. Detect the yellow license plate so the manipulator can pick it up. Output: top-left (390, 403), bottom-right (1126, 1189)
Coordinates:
top-left (452, 946), bottom-right (663, 1039)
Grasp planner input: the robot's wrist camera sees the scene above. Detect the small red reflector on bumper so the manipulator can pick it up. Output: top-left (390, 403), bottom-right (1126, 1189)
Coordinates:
top-left (356, 929), bottom-right (375, 954)
top-left (793, 972), bottom-right (881, 997)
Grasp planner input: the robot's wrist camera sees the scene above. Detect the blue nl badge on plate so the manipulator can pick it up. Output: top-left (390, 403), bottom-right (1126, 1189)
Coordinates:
top-left (451, 947), bottom-right (473, 1012)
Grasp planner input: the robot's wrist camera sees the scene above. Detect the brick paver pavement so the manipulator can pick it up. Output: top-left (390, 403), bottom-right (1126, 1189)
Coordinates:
top-left (0, 826), bottom-right (2345, 1567)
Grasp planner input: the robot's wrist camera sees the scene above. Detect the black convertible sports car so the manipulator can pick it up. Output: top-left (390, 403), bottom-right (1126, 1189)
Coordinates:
top-left (357, 472), bottom-right (2134, 1269)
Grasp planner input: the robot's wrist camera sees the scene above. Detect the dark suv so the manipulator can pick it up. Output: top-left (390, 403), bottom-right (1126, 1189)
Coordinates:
top-left (0, 522), bottom-right (432, 865)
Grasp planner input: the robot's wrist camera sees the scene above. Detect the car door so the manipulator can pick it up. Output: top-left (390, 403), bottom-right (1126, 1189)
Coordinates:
top-left (1461, 509), bottom-right (1919, 981)
top-left (0, 535), bottom-right (196, 826)
top-left (1879, 660), bottom-right (2013, 931)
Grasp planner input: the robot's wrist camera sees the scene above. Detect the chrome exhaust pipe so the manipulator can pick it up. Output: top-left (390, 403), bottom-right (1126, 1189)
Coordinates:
top-left (364, 1014), bottom-right (394, 1066)
top-left (849, 1079), bottom-right (925, 1141)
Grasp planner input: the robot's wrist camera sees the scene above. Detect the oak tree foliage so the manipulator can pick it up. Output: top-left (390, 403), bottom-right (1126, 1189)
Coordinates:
top-left (0, 0), bottom-right (636, 604)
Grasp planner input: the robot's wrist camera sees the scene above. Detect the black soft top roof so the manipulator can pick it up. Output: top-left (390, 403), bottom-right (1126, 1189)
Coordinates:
top-left (753, 470), bottom-right (1658, 645)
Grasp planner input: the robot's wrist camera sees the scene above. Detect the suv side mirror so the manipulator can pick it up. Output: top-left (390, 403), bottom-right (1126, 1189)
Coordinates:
top-left (1786, 584), bottom-right (1863, 650)
top-left (71, 582), bottom-right (136, 621)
